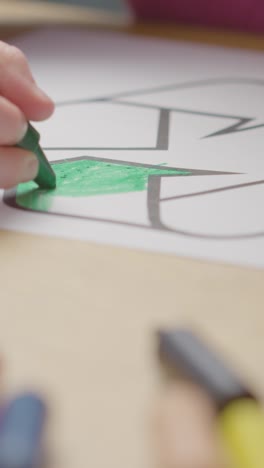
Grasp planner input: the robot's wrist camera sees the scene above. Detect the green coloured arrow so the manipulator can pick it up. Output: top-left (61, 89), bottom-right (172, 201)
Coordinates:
top-left (16, 158), bottom-right (190, 212)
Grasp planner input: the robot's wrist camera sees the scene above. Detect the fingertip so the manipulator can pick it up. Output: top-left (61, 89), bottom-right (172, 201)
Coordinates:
top-left (41, 96), bottom-right (55, 120)
top-left (7, 75), bottom-right (55, 122)
top-left (0, 148), bottom-right (38, 189)
top-left (25, 85), bottom-right (55, 121)
top-left (20, 153), bottom-right (39, 184)
top-left (0, 96), bottom-right (28, 145)
top-left (0, 43), bottom-right (54, 122)
top-left (34, 86), bottom-right (55, 110)
top-left (30, 96), bottom-right (55, 121)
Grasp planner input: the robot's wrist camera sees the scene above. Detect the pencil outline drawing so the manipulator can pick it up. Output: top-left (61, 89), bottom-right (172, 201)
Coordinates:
top-left (3, 78), bottom-right (264, 240)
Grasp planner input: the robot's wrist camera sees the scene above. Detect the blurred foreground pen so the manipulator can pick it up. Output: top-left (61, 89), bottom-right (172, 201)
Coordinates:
top-left (219, 398), bottom-right (264, 468)
top-left (158, 329), bottom-right (264, 468)
top-left (17, 123), bottom-right (56, 190)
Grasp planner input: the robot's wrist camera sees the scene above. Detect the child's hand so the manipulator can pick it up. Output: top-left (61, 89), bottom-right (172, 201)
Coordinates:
top-left (0, 41), bottom-right (54, 189)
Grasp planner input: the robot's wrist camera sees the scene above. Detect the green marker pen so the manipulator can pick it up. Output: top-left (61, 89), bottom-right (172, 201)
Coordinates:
top-left (16, 123), bottom-right (56, 190)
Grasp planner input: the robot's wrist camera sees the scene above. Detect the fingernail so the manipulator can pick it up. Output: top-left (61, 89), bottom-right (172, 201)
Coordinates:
top-left (17, 119), bottom-right (28, 143)
top-left (20, 154), bottom-right (39, 183)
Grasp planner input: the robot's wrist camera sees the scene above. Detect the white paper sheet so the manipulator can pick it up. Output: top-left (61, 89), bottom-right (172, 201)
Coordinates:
top-left (2, 28), bottom-right (264, 268)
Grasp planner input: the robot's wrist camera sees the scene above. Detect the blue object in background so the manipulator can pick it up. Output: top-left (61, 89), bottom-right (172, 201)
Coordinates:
top-left (38, 0), bottom-right (126, 13)
top-left (0, 393), bottom-right (46, 468)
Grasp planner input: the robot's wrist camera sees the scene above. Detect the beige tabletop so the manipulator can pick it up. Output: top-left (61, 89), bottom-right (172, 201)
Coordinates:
top-left (0, 2), bottom-right (264, 468)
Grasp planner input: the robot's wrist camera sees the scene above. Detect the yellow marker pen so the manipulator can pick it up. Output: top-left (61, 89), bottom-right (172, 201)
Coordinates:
top-left (158, 329), bottom-right (263, 468)
top-left (219, 398), bottom-right (264, 468)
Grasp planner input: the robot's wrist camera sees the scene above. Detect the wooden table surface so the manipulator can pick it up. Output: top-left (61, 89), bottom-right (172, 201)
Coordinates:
top-left (1, 3), bottom-right (264, 468)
